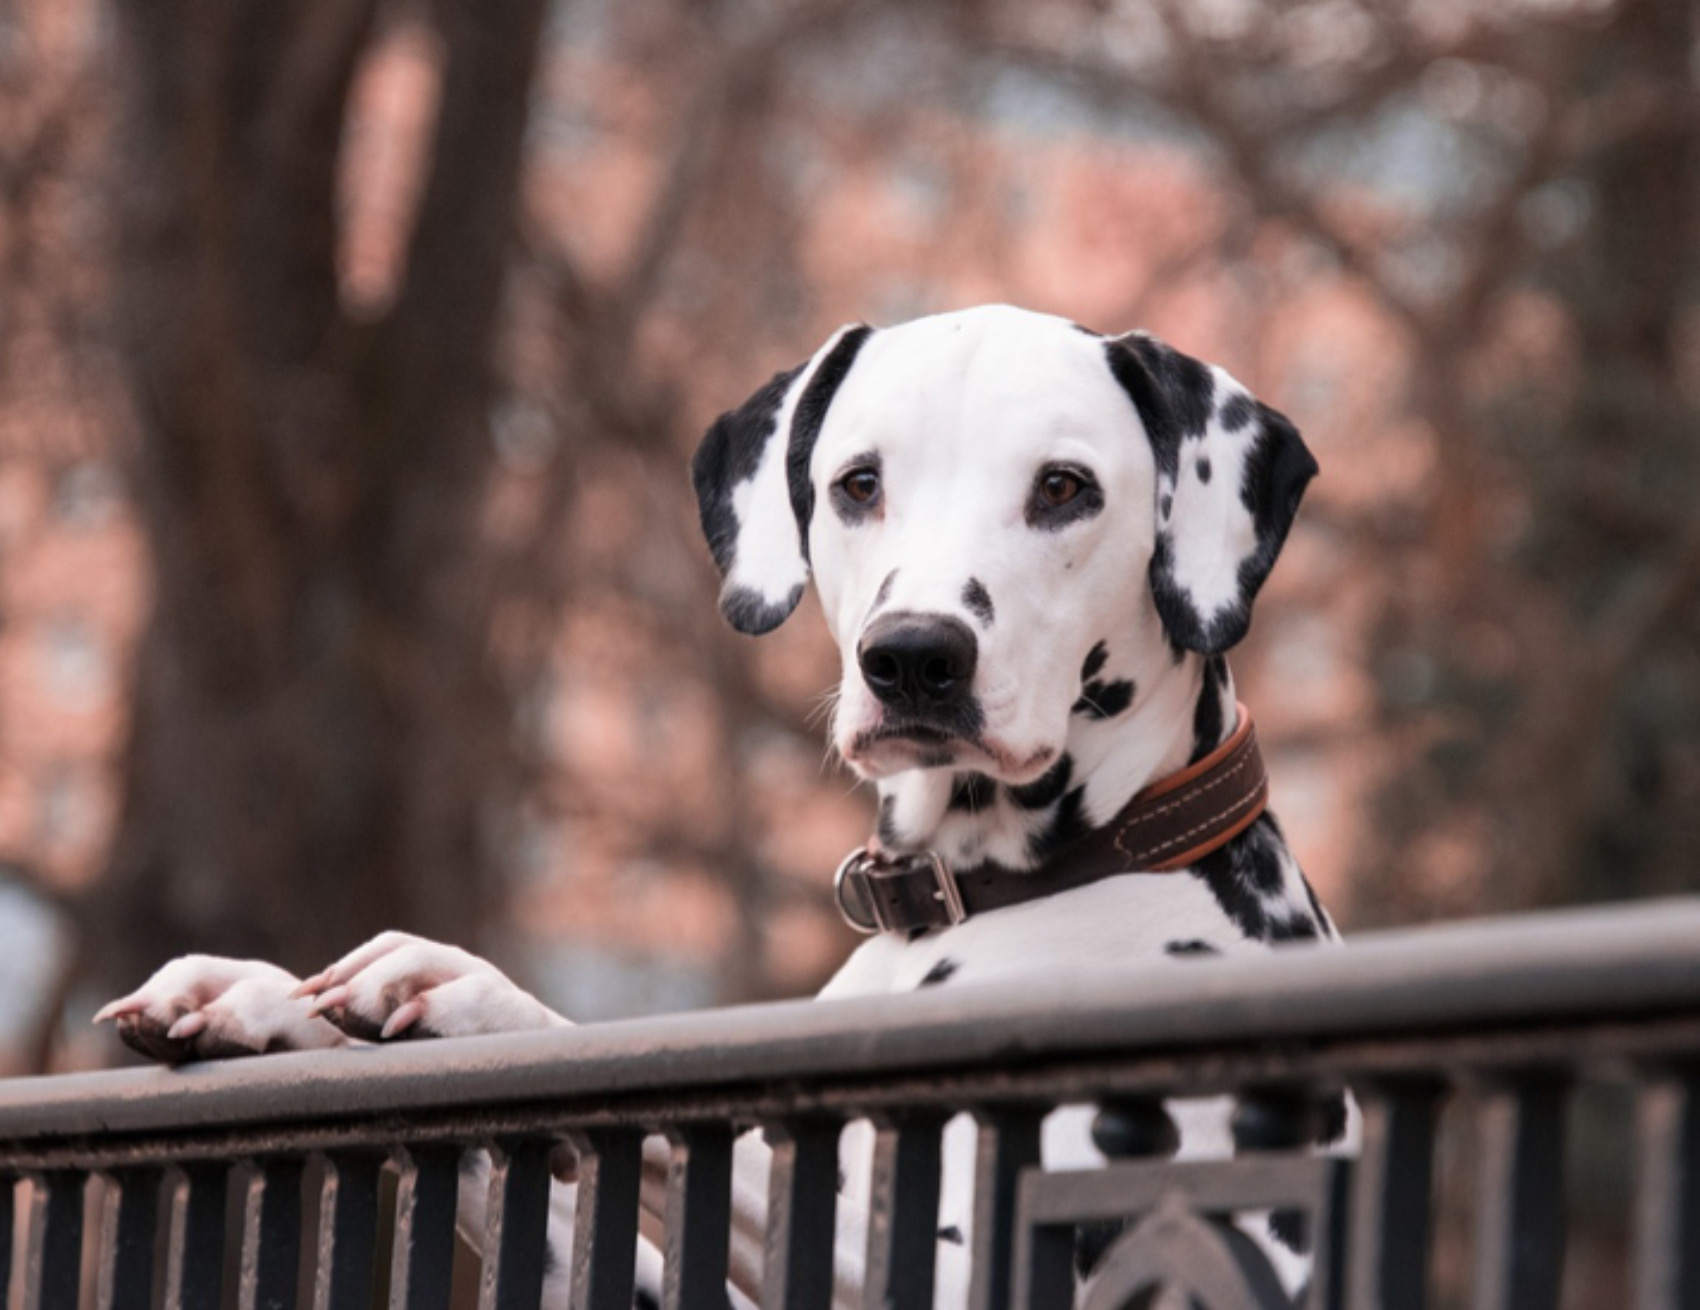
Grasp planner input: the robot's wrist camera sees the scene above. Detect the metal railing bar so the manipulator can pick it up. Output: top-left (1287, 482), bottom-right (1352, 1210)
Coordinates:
top-left (1343, 1080), bottom-right (1442, 1310)
top-left (162, 1163), bottom-right (227, 1310)
top-left (966, 1106), bottom-right (1043, 1310)
top-left (1632, 1068), bottom-right (1700, 1310)
top-left (0, 1177), bottom-right (12, 1307)
top-left (237, 1158), bottom-right (303, 1310)
top-left (21, 1169), bottom-right (83, 1309)
top-left (1014, 1155), bottom-right (1343, 1227)
top-left (564, 1127), bottom-right (642, 1310)
top-left (760, 1116), bottom-right (840, 1310)
top-left (310, 1151), bottom-right (382, 1310)
top-left (388, 1146), bottom-right (459, 1310)
top-left (8, 899), bottom-right (1700, 1143)
top-left (660, 1123), bottom-right (733, 1310)
top-left (5, 1013), bottom-right (1700, 1178)
top-left (479, 1138), bottom-right (555, 1310)
top-left (94, 1166), bottom-right (159, 1310)
top-left (1470, 1075), bottom-right (1568, 1310)
top-left (1008, 1175), bottom-right (1076, 1310)
top-left (861, 1110), bottom-right (946, 1310)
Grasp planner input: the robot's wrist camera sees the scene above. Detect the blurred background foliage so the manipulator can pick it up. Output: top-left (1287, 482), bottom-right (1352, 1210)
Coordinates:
top-left (0, 0), bottom-right (1692, 1073)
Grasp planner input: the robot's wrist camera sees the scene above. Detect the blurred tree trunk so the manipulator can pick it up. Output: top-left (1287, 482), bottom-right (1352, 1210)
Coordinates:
top-left (1361, 0), bottom-right (1700, 918)
top-left (86, 0), bottom-right (547, 996)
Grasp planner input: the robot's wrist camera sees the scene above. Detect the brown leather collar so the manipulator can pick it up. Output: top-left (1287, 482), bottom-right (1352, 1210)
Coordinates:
top-left (834, 706), bottom-right (1268, 935)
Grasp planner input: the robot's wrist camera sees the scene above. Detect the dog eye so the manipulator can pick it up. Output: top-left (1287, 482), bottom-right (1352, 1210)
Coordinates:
top-left (1039, 470), bottom-right (1084, 506)
top-left (839, 468), bottom-right (881, 505)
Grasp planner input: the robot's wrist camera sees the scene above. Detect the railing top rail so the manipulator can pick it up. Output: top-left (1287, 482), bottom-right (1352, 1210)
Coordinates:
top-left (2, 896), bottom-right (1699, 1145)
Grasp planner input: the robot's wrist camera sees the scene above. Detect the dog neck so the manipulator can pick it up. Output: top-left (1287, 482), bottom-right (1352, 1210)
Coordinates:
top-left (873, 630), bottom-right (1237, 874)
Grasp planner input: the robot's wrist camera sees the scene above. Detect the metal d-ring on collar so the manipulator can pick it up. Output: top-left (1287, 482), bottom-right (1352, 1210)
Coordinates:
top-left (834, 846), bottom-right (965, 935)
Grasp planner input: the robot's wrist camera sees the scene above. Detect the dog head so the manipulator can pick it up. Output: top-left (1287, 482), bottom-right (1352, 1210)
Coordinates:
top-left (692, 305), bottom-right (1316, 784)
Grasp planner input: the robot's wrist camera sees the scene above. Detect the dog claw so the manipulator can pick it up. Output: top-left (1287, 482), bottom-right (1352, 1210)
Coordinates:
top-left (92, 997), bottom-right (143, 1025)
top-left (380, 997), bottom-right (426, 1040)
top-left (288, 974), bottom-right (329, 1000)
top-left (306, 984), bottom-right (351, 1017)
top-left (166, 1011), bottom-right (208, 1041)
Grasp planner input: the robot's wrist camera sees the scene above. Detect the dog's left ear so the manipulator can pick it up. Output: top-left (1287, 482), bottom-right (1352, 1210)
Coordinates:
top-left (692, 325), bottom-right (873, 635)
top-left (1104, 332), bottom-right (1318, 654)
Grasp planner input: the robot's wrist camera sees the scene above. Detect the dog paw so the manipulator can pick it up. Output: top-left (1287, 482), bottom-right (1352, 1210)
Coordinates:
top-left (293, 932), bottom-right (569, 1042)
top-left (95, 956), bottom-right (348, 1063)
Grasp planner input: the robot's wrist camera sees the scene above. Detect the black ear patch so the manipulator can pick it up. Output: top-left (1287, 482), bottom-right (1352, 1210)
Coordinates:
top-left (690, 325), bottom-right (873, 635)
top-left (692, 364), bottom-right (803, 579)
top-left (1104, 333), bottom-right (1317, 655)
top-left (785, 326), bottom-right (873, 565)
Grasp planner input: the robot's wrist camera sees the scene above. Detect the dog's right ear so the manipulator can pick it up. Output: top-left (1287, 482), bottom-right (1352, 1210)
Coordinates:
top-left (691, 325), bottom-right (873, 635)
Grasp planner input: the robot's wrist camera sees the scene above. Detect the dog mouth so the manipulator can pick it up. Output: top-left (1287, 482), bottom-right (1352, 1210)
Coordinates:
top-left (852, 721), bottom-right (963, 760)
top-left (846, 721), bottom-right (1057, 780)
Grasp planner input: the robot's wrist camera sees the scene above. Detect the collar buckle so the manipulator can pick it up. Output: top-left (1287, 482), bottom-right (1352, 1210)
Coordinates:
top-left (834, 847), bottom-right (965, 934)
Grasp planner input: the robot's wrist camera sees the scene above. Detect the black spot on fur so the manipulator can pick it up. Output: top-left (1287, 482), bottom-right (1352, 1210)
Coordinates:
top-left (785, 326), bottom-right (873, 564)
top-left (1029, 786), bottom-right (1090, 862)
top-left (692, 363), bottom-right (804, 578)
top-left (1268, 1209), bottom-right (1309, 1256)
top-left (1218, 392), bottom-right (1255, 432)
top-left (1159, 492), bottom-right (1173, 520)
top-left (962, 577), bottom-right (995, 626)
top-left (1196, 455), bottom-right (1212, 483)
top-left (1104, 335), bottom-right (1214, 480)
top-left (948, 773), bottom-right (996, 813)
top-left (1239, 402), bottom-right (1318, 552)
top-left (871, 569), bottom-right (897, 612)
top-left (877, 795), bottom-right (901, 848)
top-left (1165, 939), bottom-right (1220, 956)
top-left (1081, 641), bottom-right (1108, 682)
top-left (919, 958), bottom-right (958, 987)
top-left (937, 1225), bottom-right (964, 1245)
top-left (1302, 874), bottom-right (1334, 937)
top-left (720, 584), bottom-right (805, 638)
top-left (634, 1292), bottom-right (660, 1310)
top-left (1008, 755), bottom-right (1072, 810)
top-left (1188, 814), bottom-right (1313, 942)
top-left (1073, 677), bottom-right (1135, 720)
top-left (1190, 655), bottom-right (1229, 764)
top-left (1271, 912), bottom-right (1321, 943)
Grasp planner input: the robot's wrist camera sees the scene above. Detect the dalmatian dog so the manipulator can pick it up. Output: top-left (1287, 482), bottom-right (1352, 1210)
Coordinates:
top-left (97, 305), bottom-right (1342, 1307)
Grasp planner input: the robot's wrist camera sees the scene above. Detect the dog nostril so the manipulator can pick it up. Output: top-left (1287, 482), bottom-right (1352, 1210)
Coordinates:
top-left (865, 652), bottom-right (901, 689)
top-left (921, 656), bottom-right (958, 692)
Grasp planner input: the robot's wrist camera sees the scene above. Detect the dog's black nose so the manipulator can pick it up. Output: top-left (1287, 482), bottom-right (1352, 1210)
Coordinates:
top-left (858, 613), bottom-right (978, 711)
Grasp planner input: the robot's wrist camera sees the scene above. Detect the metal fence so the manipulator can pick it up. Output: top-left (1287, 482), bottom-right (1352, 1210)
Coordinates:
top-left (0, 898), bottom-right (1698, 1309)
